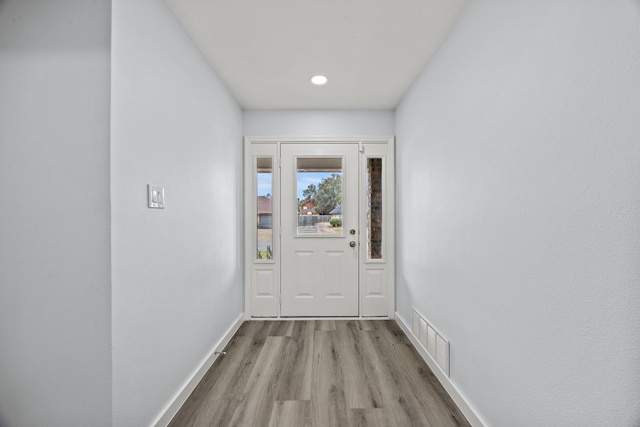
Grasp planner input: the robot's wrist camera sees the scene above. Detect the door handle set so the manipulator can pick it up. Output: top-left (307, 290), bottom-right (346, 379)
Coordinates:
top-left (349, 241), bottom-right (357, 248)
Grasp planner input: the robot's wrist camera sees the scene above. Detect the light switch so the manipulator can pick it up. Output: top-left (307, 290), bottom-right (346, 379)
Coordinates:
top-left (147, 185), bottom-right (165, 209)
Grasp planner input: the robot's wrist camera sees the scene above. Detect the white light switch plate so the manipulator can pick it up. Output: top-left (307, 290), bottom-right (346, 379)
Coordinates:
top-left (147, 185), bottom-right (165, 209)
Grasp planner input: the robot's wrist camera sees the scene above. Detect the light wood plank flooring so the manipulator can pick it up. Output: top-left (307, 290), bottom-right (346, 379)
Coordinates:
top-left (168, 320), bottom-right (470, 427)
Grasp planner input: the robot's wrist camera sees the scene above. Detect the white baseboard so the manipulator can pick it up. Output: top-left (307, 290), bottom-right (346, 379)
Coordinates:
top-left (153, 312), bottom-right (245, 427)
top-left (394, 312), bottom-right (487, 427)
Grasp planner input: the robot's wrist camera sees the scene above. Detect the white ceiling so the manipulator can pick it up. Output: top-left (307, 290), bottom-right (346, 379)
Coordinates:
top-left (166, 0), bottom-right (468, 110)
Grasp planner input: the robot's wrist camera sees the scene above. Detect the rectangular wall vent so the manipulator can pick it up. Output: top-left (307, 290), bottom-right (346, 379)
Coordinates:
top-left (411, 308), bottom-right (450, 377)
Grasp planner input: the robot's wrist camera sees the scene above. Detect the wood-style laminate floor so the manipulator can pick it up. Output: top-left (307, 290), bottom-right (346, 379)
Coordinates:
top-left (168, 320), bottom-right (470, 427)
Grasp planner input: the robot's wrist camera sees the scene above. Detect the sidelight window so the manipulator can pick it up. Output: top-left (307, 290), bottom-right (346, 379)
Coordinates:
top-left (256, 157), bottom-right (273, 260)
top-left (367, 158), bottom-right (383, 259)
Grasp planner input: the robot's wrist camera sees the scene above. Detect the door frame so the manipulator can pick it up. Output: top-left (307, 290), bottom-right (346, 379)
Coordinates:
top-left (243, 136), bottom-right (395, 319)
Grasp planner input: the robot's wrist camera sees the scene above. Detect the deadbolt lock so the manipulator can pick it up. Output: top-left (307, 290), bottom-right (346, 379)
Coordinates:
top-left (350, 229), bottom-right (356, 235)
top-left (349, 241), bottom-right (357, 248)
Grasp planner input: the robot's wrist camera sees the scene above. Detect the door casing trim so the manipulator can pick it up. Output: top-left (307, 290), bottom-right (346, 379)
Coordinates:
top-left (243, 136), bottom-right (395, 320)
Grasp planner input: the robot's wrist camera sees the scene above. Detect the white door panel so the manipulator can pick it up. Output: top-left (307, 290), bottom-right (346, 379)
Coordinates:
top-left (280, 143), bottom-right (359, 316)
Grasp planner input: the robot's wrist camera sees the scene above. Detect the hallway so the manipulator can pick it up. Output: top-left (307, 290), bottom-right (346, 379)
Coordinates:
top-left (3, 1), bottom-right (639, 425)
top-left (169, 320), bottom-right (470, 426)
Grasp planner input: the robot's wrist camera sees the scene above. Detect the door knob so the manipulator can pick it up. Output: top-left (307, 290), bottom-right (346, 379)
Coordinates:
top-left (349, 241), bottom-right (357, 248)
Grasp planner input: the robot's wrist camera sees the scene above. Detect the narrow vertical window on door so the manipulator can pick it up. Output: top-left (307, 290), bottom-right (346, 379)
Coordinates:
top-left (256, 157), bottom-right (273, 260)
top-left (367, 157), bottom-right (383, 260)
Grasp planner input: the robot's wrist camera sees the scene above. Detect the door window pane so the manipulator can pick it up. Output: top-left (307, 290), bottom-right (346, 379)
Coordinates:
top-left (256, 157), bottom-right (273, 259)
top-left (367, 158), bottom-right (383, 259)
top-left (296, 157), bottom-right (343, 236)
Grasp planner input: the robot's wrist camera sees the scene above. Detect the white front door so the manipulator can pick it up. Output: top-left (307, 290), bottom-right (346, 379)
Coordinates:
top-left (280, 143), bottom-right (359, 316)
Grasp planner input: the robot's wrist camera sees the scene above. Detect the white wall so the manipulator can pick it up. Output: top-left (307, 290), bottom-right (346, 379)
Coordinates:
top-left (111, 0), bottom-right (243, 425)
top-left (244, 109), bottom-right (394, 136)
top-left (0, 1), bottom-right (112, 426)
top-left (395, 1), bottom-right (640, 426)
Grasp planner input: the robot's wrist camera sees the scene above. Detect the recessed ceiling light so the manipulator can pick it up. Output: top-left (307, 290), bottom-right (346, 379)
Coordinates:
top-left (311, 75), bottom-right (328, 85)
